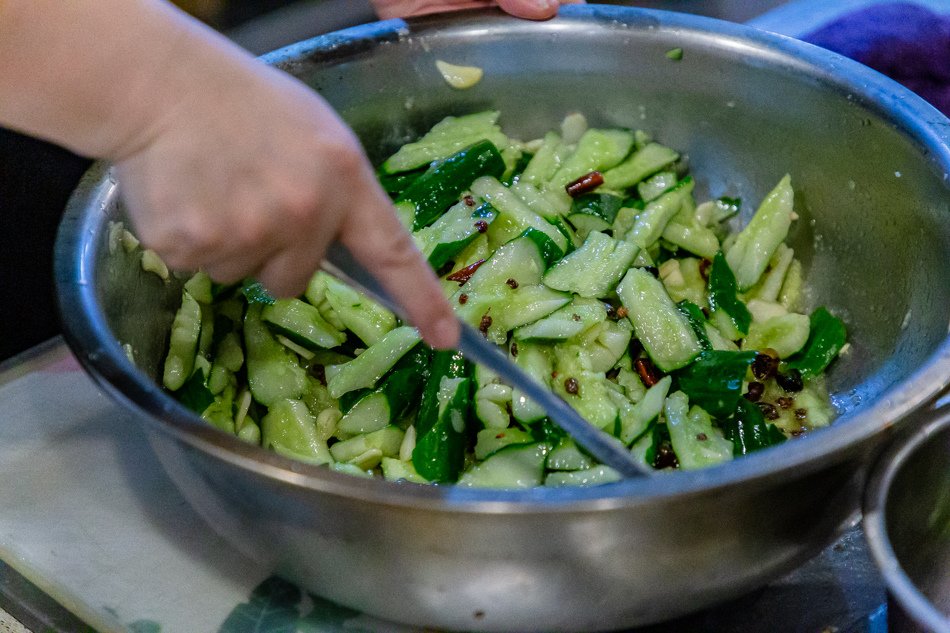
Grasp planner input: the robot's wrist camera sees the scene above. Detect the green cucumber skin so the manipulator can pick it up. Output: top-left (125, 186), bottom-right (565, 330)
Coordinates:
top-left (338, 346), bottom-right (431, 434)
top-left (786, 307), bottom-right (847, 378)
top-left (708, 251), bottom-right (752, 336)
top-left (412, 350), bottom-right (470, 482)
top-left (399, 140), bottom-right (506, 231)
top-left (423, 203), bottom-right (498, 270)
top-left (414, 350), bottom-right (467, 438)
top-left (381, 111), bottom-right (506, 173)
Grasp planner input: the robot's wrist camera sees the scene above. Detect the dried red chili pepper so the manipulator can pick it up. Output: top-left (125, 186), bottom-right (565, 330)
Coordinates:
top-left (635, 357), bottom-right (661, 387)
top-left (446, 259), bottom-right (487, 285)
top-left (565, 171), bottom-right (604, 197)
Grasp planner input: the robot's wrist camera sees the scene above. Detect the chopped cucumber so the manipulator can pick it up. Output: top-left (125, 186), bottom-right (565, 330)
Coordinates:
top-left (326, 326), bottom-right (421, 399)
top-left (543, 231), bottom-right (638, 298)
top-left (617, 268), bottom-right (702, 372)
top-left (262, 298), bottom-right (346, 350)
top-left (601, 142), bottom-right (679, 190)
top-left (382, 111), bottom-right (508, 173)
top-left (546, 128), bottom-right (635, 190)
top-left (457, 442), bottom-right (552, 489)
top-left (163, 290), bottom-right (202, 391)
top-left (725, 175), bottom-right (795, 291)
top-left (471, 176), bottom-right (568, 252)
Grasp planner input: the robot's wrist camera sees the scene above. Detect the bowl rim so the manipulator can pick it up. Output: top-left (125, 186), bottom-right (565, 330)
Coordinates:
top-left (55, 4), bottom-right (950, 511)
top-left (863, 406), bottom-right (950, 633)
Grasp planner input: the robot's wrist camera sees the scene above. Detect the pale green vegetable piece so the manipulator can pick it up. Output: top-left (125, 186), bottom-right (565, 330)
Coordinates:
top-left (726, 175), bottom-right (795, 291)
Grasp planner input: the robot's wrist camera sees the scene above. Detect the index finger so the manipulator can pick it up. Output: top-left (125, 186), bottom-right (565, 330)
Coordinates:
top-left (339, 184), bottom-right (460, 350)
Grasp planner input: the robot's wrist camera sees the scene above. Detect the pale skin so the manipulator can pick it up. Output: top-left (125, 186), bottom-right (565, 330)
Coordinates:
top-left (0, 0), bottom-right (579, 349)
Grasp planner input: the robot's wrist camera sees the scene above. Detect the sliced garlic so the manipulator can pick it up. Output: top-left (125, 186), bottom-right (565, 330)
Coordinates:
top-left (435, 59), bottom-right (483, 90)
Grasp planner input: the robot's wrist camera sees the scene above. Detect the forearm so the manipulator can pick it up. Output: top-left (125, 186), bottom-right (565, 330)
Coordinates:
top-left (0, 0), bottom-right (256, 159)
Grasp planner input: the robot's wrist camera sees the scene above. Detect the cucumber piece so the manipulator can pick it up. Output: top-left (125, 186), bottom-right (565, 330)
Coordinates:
top-left (566, 193), bottom-right (623, 240)
top-left (381, 457), bottom-right (429, 483)
top-left (511, 180), bottom-right (570, 219)
top-left (484, 284), bottom-right (572, 344)
top-left (262, 298), bottom-right (346, 350)
top-left (398, 140), bottom-right (507, 230)
top-left (245, 304), bottom-right (308, 406)
top-left (457, 442), bottom-right (552, 489)
top-left (625, 177), bottom-right (694, 251)
top-left (725, 175), bottom-right (795, 291)
top-left (453, 234), bottom-right (569, 341)
top-left (471, 176), bottom-right (569, 252)
top-left (474, 427), bottom-right (536, 460)
top-left (416, 202), bottom-right (497, 270)
top-left (743, 313), bottom-right (810, 358)
top-left (708, 251), bottom-right (752, 337)
top-left (262, 398), bottom-right (332, 466)
top-left (329, 425), bottom-right (405, 464)
top-left (474, 364), bottom-right (512, 430)
top-left (514, 297), bottom-right (607, 341)
top-left (664, 391), bottom-right (734, 470)
top-left (661, 221), bottom-right (720, 259)
top-left (323, 275), bottom-right (397, 347)
top-left (744, 243), bottom-right (795, 303)
top-left (786, 307), bottom-right (847, 378)
top-left (659, 258), bottom-right (706, 308)
top-left (520, 131), bottom-right (567, 186)
top-left (510, 341), bottom-right (554, 424)
top-left (615, 374), bottom-right (672, 445)
top-left (336, 345), bottom-right (430, 437)
top-left (326, 326), bottom-right (421, 399)
top-left (600, 142), bottom-right (679, 190)
top-left (545, 465), bottom-right (621, 487)
top-left (336, 391), bottom-right (390, 437)
top-left (576, 318), bottom-right (633, 374)
top-left (413, 365), bottom-right (471, 483)
top-left (163, 290), bottom-right (202, 391)
top-left (543, 231), bottom-right (638, 298)
top-left (546, 437), bottom-right (595, 471)
top-left (637, 170), bottom-right (678, 202)
top-left (382, 111), bottom-right (508, 173)
top-left (779, 259), bottom-right (804, 311)
top-left (552, 347), bottom-right (619, 430)
top-left (183, 271), bottom-right (213, 304)
top-left (617, 268), bottom-right (702, 372)
top-left (547, 128), bottom-right (635, 190)
top-left (518, 227), bottom-right (566, 269)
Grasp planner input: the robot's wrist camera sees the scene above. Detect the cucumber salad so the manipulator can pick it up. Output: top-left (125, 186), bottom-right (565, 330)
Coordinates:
top-left (157, 111), bottom-right (847, 488)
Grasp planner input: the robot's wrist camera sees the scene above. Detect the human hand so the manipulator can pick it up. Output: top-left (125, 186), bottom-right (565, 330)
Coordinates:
top-left (114, 33), bottom-right (459, 348)
top-left (372, 0), bottom-right (584, 21)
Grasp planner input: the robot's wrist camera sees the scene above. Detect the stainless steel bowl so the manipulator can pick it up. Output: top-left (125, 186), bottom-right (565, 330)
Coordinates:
top-left (54, 7), bottom-right (950, 631)
top-left (865, 405), bottom-right (950, 633)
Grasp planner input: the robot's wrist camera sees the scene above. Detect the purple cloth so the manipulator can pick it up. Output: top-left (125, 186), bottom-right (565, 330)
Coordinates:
top-left (804, 2), bottom-right (950, 116)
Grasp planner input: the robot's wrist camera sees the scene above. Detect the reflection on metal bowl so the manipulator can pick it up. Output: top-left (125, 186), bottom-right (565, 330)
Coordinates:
top-left (54, 6), bottom-right (950, 632)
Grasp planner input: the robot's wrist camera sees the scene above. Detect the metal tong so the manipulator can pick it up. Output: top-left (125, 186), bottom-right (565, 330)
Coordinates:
top-left (322, 243), bottom-right (652, 479)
